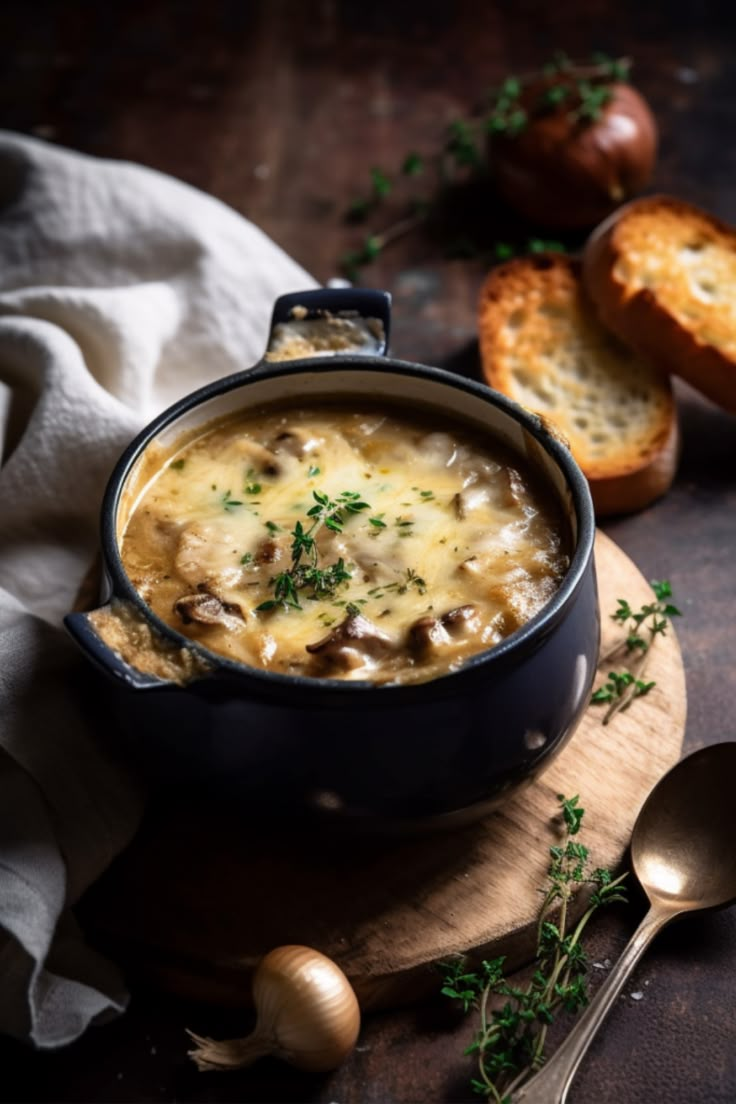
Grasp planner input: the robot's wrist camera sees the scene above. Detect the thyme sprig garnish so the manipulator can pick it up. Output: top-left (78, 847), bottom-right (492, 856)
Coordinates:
top-left (340, 51), bottom-right (630, 279)
top-left (591, 579), bottom-right (681, 724)
top-left (441, 794), bottom-right (627, 1102)
top-left (366, 567), bottom-right (427, 599)
top-left (255, 490), bottom-right (370, 612)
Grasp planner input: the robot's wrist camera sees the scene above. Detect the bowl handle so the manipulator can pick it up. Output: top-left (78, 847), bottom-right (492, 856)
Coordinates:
top-left (65, 608), bottom-right (174, 692)
top-left (267, 287), bottom-right (392, 356)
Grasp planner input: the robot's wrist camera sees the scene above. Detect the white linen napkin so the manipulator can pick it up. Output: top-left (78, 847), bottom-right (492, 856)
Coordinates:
top-left (0, 131), bottom-right (316, 1047)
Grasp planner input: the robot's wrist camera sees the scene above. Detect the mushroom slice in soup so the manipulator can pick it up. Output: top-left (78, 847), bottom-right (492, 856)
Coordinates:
top-left (119, 401), bottom-right (570, 685)
top-left (305, 611), bottom-right (395, 675)
top-left (174, 587), bottom-right (244, 630)
top-left (408, 604), bottom-right (481, 659)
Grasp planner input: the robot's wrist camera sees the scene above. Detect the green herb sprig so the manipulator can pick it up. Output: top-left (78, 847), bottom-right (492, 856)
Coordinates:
top-left (591, 579), bottom-right (681, 724)
top-left (340, 51), bottom-right (630, 279)
top-left (366, 567), bottom-right (427, 600)
top-left (255, 490), bottom-right (370, 612)
top-left (441, 794), bottom-right (627, 1101)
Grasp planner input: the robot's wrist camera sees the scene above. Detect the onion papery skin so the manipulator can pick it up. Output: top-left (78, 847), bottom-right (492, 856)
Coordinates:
top-left (253, 945), bottom-right (361, 1073)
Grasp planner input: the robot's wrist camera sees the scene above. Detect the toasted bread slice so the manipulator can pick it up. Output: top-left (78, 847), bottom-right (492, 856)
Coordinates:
top-left (478, 253), bottom-right (679, 516)
top-left (583, 195), bottom-right (736, 413)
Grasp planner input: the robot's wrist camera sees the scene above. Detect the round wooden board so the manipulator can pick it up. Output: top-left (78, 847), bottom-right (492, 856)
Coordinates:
top-left (82, 531), bottom-right (686, 1011)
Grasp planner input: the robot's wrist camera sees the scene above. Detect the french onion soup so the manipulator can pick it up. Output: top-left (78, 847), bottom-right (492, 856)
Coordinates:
top-left (119, 402), bottom-right (570, 685)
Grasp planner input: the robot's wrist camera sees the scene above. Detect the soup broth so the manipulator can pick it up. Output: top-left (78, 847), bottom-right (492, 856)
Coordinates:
top-left (120, 402), bottom-right (570, 684)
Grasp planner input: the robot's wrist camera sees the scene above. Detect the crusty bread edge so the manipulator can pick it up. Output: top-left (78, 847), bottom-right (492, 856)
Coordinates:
top-left (478, 254), bottom-right (680, 516)
top-left (587, 412), bottom-right (679, 516)
top-left (582, 195), bottom-right (736, 414)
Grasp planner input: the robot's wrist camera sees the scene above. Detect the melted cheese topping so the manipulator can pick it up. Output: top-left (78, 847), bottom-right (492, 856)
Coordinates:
top-left (120, 403), bottom-right (569, 684)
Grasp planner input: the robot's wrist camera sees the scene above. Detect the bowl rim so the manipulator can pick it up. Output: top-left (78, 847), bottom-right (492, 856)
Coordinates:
top-left (99, 354), bottom-right (596, 704)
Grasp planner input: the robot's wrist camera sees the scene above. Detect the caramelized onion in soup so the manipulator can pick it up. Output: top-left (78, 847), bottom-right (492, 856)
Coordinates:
top-left (120, 402), bottom-right (570, 685)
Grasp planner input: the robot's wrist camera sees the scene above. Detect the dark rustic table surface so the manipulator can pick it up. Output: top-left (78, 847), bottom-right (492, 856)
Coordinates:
top-left (2, 2), bottom-right (736, 1102)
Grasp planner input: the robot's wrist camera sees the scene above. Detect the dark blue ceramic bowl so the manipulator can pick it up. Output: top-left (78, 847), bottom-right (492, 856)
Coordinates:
top-left (65, 288), bottom-right (599, 829)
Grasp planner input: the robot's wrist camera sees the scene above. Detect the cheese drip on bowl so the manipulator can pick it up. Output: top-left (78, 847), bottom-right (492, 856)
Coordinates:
top-left (120, 403), bottom-right (569, 685)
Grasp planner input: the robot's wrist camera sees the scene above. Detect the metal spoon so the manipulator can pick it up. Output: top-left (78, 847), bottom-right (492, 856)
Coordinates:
top-left (513, 741), bottom-right (736, 1104)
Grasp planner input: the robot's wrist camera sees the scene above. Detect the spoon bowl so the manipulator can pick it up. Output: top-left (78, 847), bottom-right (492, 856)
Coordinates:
top-left (632, 742), bottom-right (736, 912)
top-left (514, 741), bottom-right (736, 1103)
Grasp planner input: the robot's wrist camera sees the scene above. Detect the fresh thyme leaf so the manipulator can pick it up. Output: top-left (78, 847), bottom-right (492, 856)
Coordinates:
top-left (501, 76), bottom-right (521, 99)
top-left (404, 567), bottom-right (427, 594)
top-left (442, 794), bottom-right (627, 1099)
top-left (541, 83), bottom-right (570, 108)
top-left (337, 490), bottom-right (371, 513)
top-left (528, 237), bottom-right (566, 254)
top-left (240, 552), bottom-right (253, 565)
top-left (570, 80), bottom-right (612, 122)
top-left (339, 52), bottom-right (630, 280)
top-left (370, 166), bottom-right (392, 199)
top-left (402, 151), bottom-right (424, 176)
top-left (222, 490), bottom-right (243, 511)
top-left (363, 234), bottom-right (382, 260)
top-left (591, 50), bottom-right (631, 81)
top-left (493, 242), bottom-right (515, 261)
top-left (307, 465), bottom-right (321, 477)
top-left (255, 489), bottom-right (370, 612)
top-left (592, 579), bottom-right (681, 722)
top-left (612, 598), bottom-right (633, 623)
top-left (169, 458), bottom-right (186, 470)
top-left (446, 119), bottom-right (482, 167)
top-left (245, 482), bottom-right (262, 495)
top-left (493, 238), bottom-right (567, 264)
top-left (558, 793), bottom-right (584, 835)
top-left (376, 567), bottom-right (426, 597)
top-left (340, 235), bottom-right (383, 279)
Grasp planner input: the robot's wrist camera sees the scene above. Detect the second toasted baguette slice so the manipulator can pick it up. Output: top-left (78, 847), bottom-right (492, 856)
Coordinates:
top-left (583, 195), bottom-right (736, 413)
top-left (478, 254), bottom-right (678, 516)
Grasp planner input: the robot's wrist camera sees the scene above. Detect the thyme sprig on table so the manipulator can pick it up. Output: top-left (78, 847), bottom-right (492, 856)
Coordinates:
top-left (441, 795), bottom-right (627, 1102)
top-left (255, 490), bottom-right (370, 612)
top-left (340, 51), bottom-right (629, 279)
top-left (591, 579), bottom-right (681, 724)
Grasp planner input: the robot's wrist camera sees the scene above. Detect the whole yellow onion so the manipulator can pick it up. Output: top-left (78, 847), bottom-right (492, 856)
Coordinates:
top-left (187, 944), bottom-right (361, 1074)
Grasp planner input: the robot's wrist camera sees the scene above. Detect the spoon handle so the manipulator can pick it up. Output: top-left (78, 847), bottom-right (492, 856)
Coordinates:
top-left (511, 906), bottom-right (673, 1104)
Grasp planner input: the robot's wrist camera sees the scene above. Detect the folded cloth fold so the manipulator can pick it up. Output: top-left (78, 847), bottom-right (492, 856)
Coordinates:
top-left (0, 131), bottom-right (315, 1047)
